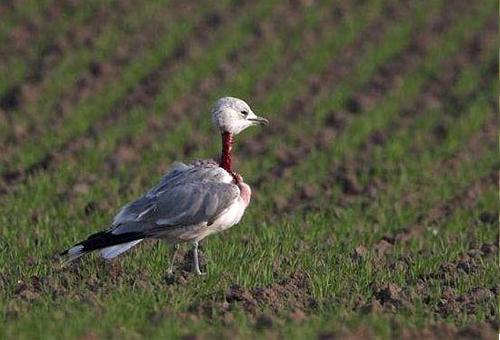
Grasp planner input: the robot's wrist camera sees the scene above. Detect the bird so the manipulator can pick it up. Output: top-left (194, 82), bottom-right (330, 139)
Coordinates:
top-left (60, 96), bottom-right (268, 275)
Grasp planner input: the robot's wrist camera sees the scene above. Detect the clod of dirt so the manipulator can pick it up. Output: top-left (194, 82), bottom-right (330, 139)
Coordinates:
top-left (191, 272), bottom-right (313, 318)
top-left (352, 245), bottom-right (368, 260)
top-left (255, 314), bottom-right (274, 330)
top-left (324, 111), bottom-right (347, 129)
top-left (84, 201), bottom-right (97, 216)
top-left (345, 97), bottom-right (362, 114)
top-left (372, 283), bottom-right (409, 311)
top-left (456, 257), bottom-right (478, 274)
top-left (74, 182), bottom-right (90, 194)
top-left (226, 284), bottom-right (258, 311)
top-left (374, 239), bottom-right (393, 256)
top-left (437, 286), bottom-right (495, 318)
top-left (358, 299), bottom-right (382, 315)
top-left (0, 85), bottom-right (21, 110)
top-left (432, 123), bottom-right (448, 140)
top-left (115, 145), bottom-right (139, 163)
top-left (375, 283), bottom-right (402, 304)
top-left (480, 243), bottom-right (498, 257)
top-left (88, 60), bottom-right (102, 77)
top-left (13, 276), bottom-right (43, 302)
top-left (164, 271), bottom-right (189, 286)
top-left (333, 166), bottom-right (362, 195)
top-left (289, 308), bottom-right (306, 322)
top-left (478, 211), bottom-right (497, 224)
top-left (300, 184), bottom-right (317, 199)
top-left (370, 130), bottom-right (386, 145)
top-left (180, 335), bottom-right (198, 340)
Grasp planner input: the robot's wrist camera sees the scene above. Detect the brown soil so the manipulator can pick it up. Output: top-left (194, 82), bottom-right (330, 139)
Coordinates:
top-left (0, 2), bottom-right (213, 151)
top-left (389, 170), bottom-right (497, 247)
top-left (417, 243), bottom-right (499, 318)
top-left (261, 16), bottom-right (496, 215)
top-left (1, 0), bottom-right (136, 112)
top-left (100, 0), bottom-right (350, 172)
top-left (188, 272), bottom-right (315, 318)
top-left (282, 17), bottom-right (498, 211)
top-left (240, 2), bottom-right (404, 163)
top-left (322, 321), bottom-right (498, 340)
top-left (0, 0), bottom-right (342, 191)
top-left (0, 2), bottom-right (244, 186)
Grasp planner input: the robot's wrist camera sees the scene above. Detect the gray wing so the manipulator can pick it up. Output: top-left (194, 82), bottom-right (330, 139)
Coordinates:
top-left (110, 160), bottom-right (234, 229)
top-left (110, 181), bottom-right (240, 235)
top-left (147, 181), bottom-right (239, 226)
top-left (144, 160), bottom-right (230, 198)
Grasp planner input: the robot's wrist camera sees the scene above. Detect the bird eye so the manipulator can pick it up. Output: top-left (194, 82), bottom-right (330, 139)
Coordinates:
top-left (240, 110), bottom-right (249, 116)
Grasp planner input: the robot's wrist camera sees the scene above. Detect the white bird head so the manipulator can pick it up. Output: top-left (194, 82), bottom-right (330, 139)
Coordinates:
top-left (211, 97), bottom-right (269, 135)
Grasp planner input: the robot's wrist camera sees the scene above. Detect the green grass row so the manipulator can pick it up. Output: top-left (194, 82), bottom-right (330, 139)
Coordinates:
top-left (0, 0), bottom-right (486, 286)
top-left (229, 0), bottom-right (449, 181)
top-left (0, 1), bottom-right (496, 338)
top-left (108, 0), bottom-right (393, 186)
top-left (214, 17), bottom-right (496, 292)
top-left (0, 0), bottom-right (173, 144)
top-left (0, 0), bottom-right (115, 97)
top-left (236, 0), bottom-right (494, 207)
top-left (0, 0), bottom-right (56, 53)
top-left (198, 62), bottom-right (497, 335)
top-left (0, 0), bottom-right (458, 274)
top-left (2, 0), bottom-right (393, 285)
top-left (2, 2), bottom-right (296, 174)
top-left (3, 47), bottom-right (494, 339)
top-left (0, 0), bottom-right (340, 176)
top-left (244, 0), bottom-right (494, 204)
top-left (0, 0), bottom-right (327, 272)
top-left (0, 0), bottom-right (231, 172)
top-left (0, 0), bottom-right (484, 298)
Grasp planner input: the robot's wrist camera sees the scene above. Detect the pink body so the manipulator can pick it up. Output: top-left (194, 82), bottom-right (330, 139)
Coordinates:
top-left (237, 181), bottom-right (251, 207)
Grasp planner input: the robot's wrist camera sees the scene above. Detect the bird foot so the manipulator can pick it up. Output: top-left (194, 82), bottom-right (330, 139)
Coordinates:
top-left (194, 269), bottom-right (206, 276)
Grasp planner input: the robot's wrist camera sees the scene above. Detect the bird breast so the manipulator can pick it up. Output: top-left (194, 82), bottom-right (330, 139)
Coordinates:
top-left (237, 181), bottom-right (251, 207)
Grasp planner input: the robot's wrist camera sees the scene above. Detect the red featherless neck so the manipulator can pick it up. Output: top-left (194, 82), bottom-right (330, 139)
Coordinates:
top-left (220, 131), bottom-right (234, 172)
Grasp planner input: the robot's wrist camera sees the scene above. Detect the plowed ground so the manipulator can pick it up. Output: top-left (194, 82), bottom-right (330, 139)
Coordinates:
top-left (0, 0), bottom-right (498, 338)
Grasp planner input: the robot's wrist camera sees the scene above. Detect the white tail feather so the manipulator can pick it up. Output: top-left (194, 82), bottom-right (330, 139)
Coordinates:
top-left (60, 245), bottom-right (86, 266)
top-left (100, 239), bottom-right (143, 259)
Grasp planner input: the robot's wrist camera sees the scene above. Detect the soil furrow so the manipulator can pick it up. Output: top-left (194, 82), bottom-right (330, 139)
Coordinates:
top-left (0, 0), bottom-right (118, 97)
top-left (0, 0), bottom-right (252, 183)
top-left (114, 0), bottom-right (392, 168)
top-left (0, 0), bottom-right (84, 57)
top-left (186, 81), bottom-right (499, 326)
top-left (0, 1), bottom-right (227, 161)
top-left (251, 15), bottom-right (496, 216)
top-left (0, 0), bottom-right (341, 190)
top-left (125, 0), bottom-right (442, 186)
top-left (0, 0), bottom-right (178, 143)
top-left (376, 119), bottom-right (498, 247)
top-left (249, 5), bottom-right (491, 194)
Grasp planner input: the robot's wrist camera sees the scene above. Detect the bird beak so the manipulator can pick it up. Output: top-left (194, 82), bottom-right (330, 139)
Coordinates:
top-left (248, 116), bottom-right (269, 126)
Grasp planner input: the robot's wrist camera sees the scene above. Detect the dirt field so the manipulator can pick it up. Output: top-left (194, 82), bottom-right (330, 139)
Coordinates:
top-left (0, 0), bottom-right (498, 338)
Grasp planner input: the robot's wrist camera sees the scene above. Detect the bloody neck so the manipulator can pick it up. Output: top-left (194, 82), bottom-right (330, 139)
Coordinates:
top-left (220, 132), bottom-right (234, 172)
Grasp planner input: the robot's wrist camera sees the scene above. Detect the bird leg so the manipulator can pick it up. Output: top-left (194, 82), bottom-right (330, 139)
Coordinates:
top-left (192, 241), bottom-right (205, 275)
top-left (167, 244), bottom-right (179, 277)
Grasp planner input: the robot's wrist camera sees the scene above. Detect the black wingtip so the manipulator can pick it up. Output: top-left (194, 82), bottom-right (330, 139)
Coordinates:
top-left (60, 230), bottom-right (145, 256)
